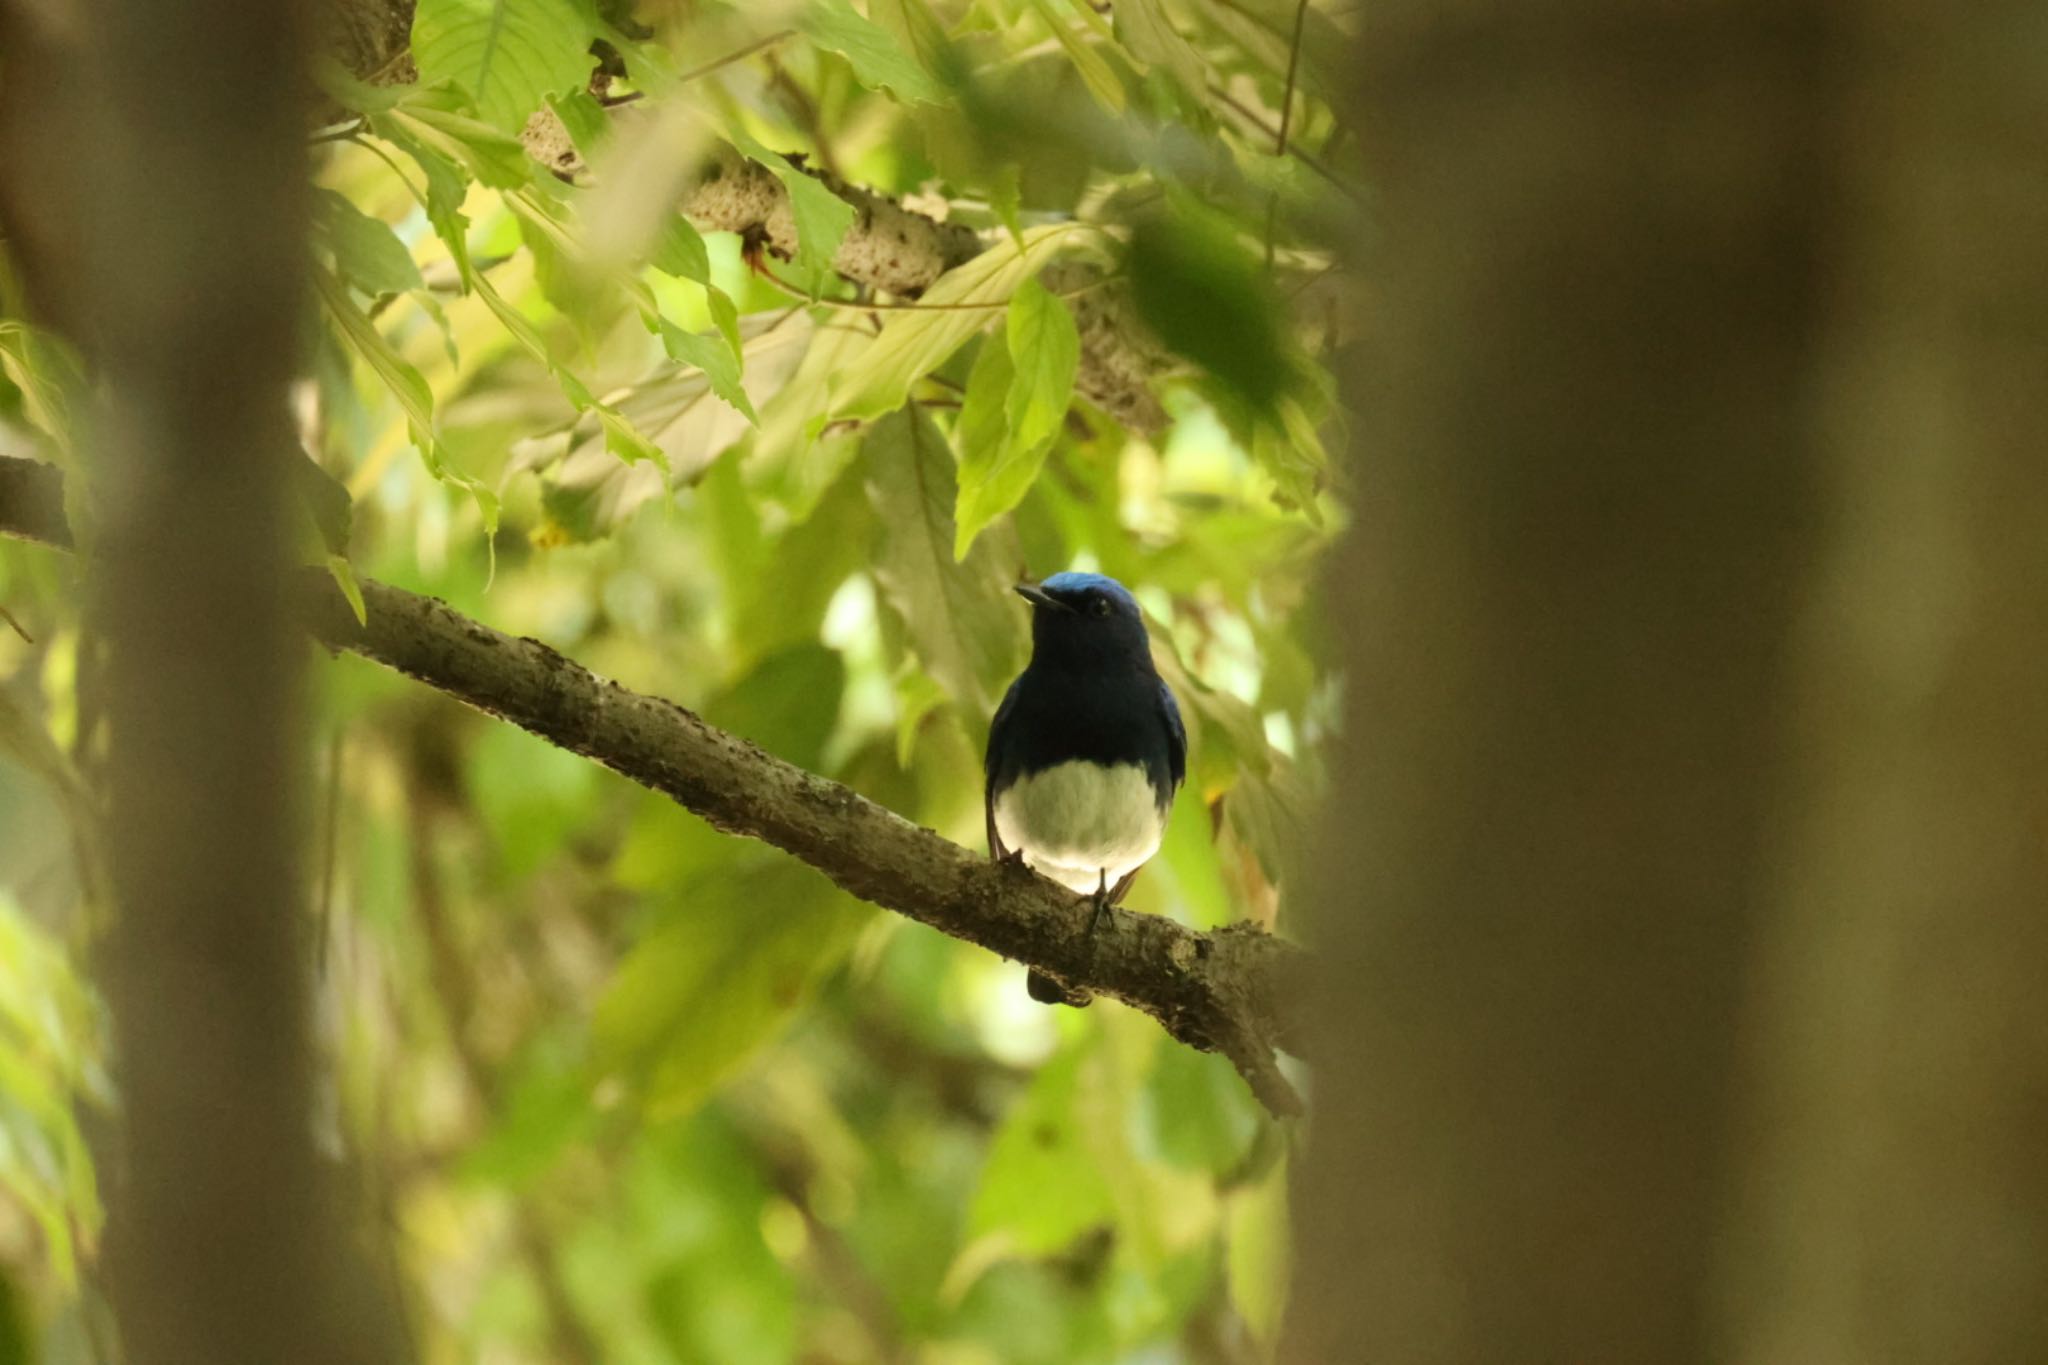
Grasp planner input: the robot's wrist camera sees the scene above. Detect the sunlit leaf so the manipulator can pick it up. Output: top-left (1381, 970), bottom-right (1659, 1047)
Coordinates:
top-left (827, 225), bottom-right (1074, 424)
top-left (311, 188), bottom-right (425, 297)
top-left (325, 555), bottom-right (369, 627)
top-left (1022, 0), bottom-right (1126, 112)
top-left (386, 102), bottom-right (536, 189)
top-left (411, 0), bottom-right (599, 133)
top-left (656, 316), bottom-right (756, 424)
top-left (1003, 274), bottom-right (1079, 454)
top-left (864, 405), bottom-right (1026, 711)
top-left (725, 129), bottom-right (857, 297)
top-left (951, 334), bottom-right (1042, 560)
top-left (803, 0), bottom-right (947, 104)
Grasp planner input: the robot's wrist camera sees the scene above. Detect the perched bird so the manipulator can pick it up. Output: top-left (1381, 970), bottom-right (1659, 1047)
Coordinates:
top-left (985, 572), bottom-right (1186, 1005)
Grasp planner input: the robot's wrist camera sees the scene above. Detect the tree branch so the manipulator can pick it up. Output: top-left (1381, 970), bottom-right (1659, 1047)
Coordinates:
top-left (0, 455), bottom-right (1307, 1115)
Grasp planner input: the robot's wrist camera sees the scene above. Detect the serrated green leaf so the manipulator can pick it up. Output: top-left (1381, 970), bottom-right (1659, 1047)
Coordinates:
top-left (952, 333), bottom-right (1051, 560)
top-left (649, 216), bottom-right (711, 285)
top-left (864, 406), bottom-right (1026, 711)
top-left (656, 316), bottom-right (756, 424)
top-left (325, 555), bottom-right (368, 627)
top-left (1003, 274), bottom-right (1079, 452)
top-left (597, 405), bottom-right (667, 471)
top-left (827, 224), bottom-right (1073, 424)
top-left (802, 0), bottom-right (947, 104)
top-left (725, 129), bottom-right (857, 297)
top-left (311, 188), bottom-right (425, 297)
top-left (411, 0), bottom-right (598, 133)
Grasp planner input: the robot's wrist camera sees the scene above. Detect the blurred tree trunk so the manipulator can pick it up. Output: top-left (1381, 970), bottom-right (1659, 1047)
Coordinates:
top-left (1722, 4), bottom-right (2048, 1360)
top-left (35, 0), bottom-right (398, 1360)
top-left (1287, 2), bottom-right (2048, 1361)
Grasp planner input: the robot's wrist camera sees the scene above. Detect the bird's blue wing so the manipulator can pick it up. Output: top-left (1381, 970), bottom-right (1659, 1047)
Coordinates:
top-left (1158, 679), bottom-right (1187, 793)
top-left (984, 677), bottom-right (1024, 860)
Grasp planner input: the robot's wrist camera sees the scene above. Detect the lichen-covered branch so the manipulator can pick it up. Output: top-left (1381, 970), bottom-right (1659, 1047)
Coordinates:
top-left (0, 455), bottom-right (1308, 1115)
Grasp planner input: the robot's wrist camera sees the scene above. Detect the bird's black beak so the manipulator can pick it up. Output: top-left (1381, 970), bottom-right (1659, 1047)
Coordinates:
top-left (1014, 582), bottom-right (1070, 612)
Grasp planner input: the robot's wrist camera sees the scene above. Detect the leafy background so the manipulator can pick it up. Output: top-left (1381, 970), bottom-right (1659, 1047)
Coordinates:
top-left (0, 0), bottom-right (1349, 1358)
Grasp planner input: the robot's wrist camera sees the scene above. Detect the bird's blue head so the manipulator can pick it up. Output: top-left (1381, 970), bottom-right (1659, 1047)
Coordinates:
top-left (1015, 572), bottom-right (1154, 671)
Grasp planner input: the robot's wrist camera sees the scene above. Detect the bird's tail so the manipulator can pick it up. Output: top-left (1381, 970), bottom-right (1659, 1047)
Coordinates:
top-left (1027, 969), bottom-right (1093, 1008)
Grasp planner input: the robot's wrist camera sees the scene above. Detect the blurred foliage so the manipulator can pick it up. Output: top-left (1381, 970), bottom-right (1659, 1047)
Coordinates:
top-left (0, 0), bottom-right (1351, 1358)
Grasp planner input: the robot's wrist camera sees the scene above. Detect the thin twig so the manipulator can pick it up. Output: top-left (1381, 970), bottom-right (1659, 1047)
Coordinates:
top-left (676, 29), bottom-right (796, 85)
top-left (0, 601), bottom-right (31, 643)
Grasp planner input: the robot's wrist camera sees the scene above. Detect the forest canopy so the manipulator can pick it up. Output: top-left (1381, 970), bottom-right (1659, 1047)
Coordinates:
top-left (0, 0), bottom-right (1348, 1360)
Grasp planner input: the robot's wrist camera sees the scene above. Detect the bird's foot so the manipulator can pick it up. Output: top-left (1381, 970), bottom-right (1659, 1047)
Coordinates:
top-left (1086, 881), bottom-right (1112, 937)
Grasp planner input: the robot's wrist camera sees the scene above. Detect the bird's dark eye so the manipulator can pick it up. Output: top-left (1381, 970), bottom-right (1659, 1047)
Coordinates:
top-left (1091, 595), bottom-right (1113, 617)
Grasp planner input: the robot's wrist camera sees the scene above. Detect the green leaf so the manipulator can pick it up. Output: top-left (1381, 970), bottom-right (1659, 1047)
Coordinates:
top-left (385, 103), bottom-right (533, 189)
top-left (1227, 1155), bottom-right (1292, 1346)
top-left (597, 404), bottom-right (667, 469)
top-left (310, 188), bottom-right (425, 297)
top-left (1023, 0), bottom-right (1126, 112)
top-left (1128, 203), bottom-right (1289, 412)
top-left (868, 0), bottom-right (954, 79)
top-left (951, 332), bottom-right (1053, 560)
top-left (325, 555), bottom-right (369, 627)
top-left (1139, 1044), bottom-right (1259, 1172)
top-left (656, 316), bottom-right (757, 424)
top-left (703, 643), bottom-right (846, 774)
top-left (725, 129), bottom-right (857, 297)
top-left (593, 852), bottom-right (872, 1119)
top-left (827, 224), bottom-right (1074, 424)
top-left (1003, 274), bottom-right (1079, 453)
top-left (312, 265), bottom-right (498, 536)
top-left (547, 87), bottom-right (610, 156)
top-left (0, 321), bottom-right (81, 450)
top-left (649, 216), bottom-right (712, 285)
top-left (1114, 0), bottom-right (1207, 96)
top-left (802, 0), bottom-right (947, 104)
top-left (864, 406), bottom-right (1026, 711)
top-left (410, 0), bottom-right (598, 133)
top-left (892, 664), bottom-right (949, 767)
top-left (971, 1045), bottom-right (1116, 1253)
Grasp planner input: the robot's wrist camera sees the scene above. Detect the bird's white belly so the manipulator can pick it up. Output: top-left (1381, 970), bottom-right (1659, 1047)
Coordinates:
top-left (994, 761), bottom-right (1165, 894)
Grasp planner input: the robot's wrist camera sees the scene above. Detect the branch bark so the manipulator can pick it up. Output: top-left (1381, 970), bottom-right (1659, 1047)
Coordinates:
top-left (0, 454), bottom-right (1308, 1115)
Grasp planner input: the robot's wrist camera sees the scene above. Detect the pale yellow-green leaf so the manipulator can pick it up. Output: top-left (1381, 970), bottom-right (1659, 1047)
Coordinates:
top-left (827, 225), bottom-right (1075, 424)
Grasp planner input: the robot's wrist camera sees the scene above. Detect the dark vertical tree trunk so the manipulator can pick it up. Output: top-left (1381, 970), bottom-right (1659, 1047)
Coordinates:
top-left (1722, 5), bottom-right (2048, 1359)
top-left (44, 0), bottom-right (393, 1359)
top-left (1286, 3), bottom-right (1836, 1360)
